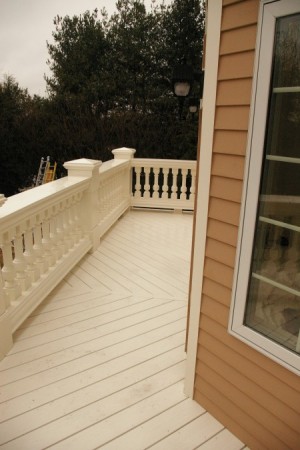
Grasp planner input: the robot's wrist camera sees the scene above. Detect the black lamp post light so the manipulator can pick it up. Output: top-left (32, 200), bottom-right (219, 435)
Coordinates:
top-left (172, 60), bottom-right (204, 120)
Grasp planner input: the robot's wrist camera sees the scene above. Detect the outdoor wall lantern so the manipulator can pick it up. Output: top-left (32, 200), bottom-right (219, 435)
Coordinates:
top-left (172, 61), bottom-right (204, 119)
top-left (172, 62), bottom-right (194, 98)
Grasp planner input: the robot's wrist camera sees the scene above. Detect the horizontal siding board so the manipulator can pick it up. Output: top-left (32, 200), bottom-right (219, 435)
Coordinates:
top-left (215, 106), bottom-right (250, 131)
top-left (194, 388), bottom-right (266, 450)
top-left (222, 0), bottom-right (259, 31)
top-left (194, 378), bottom-right (289, 450)
top-left (203, 259), bottom-right (234, 289)
top-left (213, 130), bottom-right (248, 155)
top-left (200, 315), bottom-right (300, 404)
top-left (202, 277), bottom-right (232, 307)
top-left (200, 296), bottom-right (229, 328)
top-left (208, 197), bottom-right (241, 226)
top-left (217, 78), bottom-right (252, 106)
top-left (210, 176), bottom-right (243, 203)
top-left (197, 346), bottom-right (300, 435)
top-left (206, 238), bottom-right (236, 268)
top-left (207, 219), bottom-right (238, 248)
top-left (220, 25), bottom-right (258, 55)
top-left (211, 154), bottom-right (245, 180)
top-left (195, 355), bottom-right (300, 448)
top-left (218, 52), bottom-right (255, 80)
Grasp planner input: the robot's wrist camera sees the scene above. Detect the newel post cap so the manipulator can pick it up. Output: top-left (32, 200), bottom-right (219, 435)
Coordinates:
top-left (63, 158), bottom-right (102, 178)
top-left (112, 147), bottom-right (136, 160)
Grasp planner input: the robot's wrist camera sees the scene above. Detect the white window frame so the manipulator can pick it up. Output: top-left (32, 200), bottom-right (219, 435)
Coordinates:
top-left (229, 0), bottom-right (300, 375)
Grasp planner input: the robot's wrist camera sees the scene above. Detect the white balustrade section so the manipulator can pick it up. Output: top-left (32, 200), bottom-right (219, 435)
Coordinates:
top-left (0, 175), bottom-right (92, 359)
top-left (131, 158), bottom-right (197, 210)
top-left (0, 148), bottom-right (195, 360)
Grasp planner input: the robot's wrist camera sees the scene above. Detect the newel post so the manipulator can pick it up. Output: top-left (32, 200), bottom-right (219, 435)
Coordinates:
top-left (112, 147), bottom-right (136, 161)
top-left (0, 194), bottom-right (13, 360)
top-left (64, 158), bottom-right (102, 252)
top-left (112, 147), bottom-right (136, 203)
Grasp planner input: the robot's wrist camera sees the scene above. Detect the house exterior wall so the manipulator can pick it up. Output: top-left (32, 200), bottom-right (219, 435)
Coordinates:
top-left (192, 1), bottom-right (300, 449)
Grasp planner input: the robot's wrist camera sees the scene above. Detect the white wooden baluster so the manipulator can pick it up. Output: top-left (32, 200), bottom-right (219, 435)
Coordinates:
top-left (152, 167), bottom-right (159, 199)
top-left (170, 168), bottom-right (177, 201)
top-left (13, 225), bottom-right (30, 292)
top-left (143, 167), bottom-right (151, 199)
top-left (56, 207), bottom-right (67, 256)
top-left (181, 168), bottom-right (188, 201)
top-left (23, 220), bottom-right (40, 283)
top-left (65, 200), bottom-right (75, 249)
top-left (42, 213), bottom-right (56, 267)
top-left (1, 231), bottom-right (21, 302)
top-left (135, 166), bottom-right (142, 199)
top-left (33, 217), bottom-right (48, 274)
top-left (161, 168), bottom-right (169, 200)
top-left (189, 168), bottom-right (196, 203)
top-left (62, 201), bottom-right (72, 251)
top-left (50, 210), bottom-right (62, 260)
top-left (72, 193), bottom-right (83, 241)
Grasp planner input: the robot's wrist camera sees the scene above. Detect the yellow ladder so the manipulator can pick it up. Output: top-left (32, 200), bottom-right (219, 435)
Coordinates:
top-left (35, 157), bottom-right (57, 186)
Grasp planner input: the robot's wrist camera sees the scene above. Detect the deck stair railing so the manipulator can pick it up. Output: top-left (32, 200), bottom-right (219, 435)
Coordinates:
top-left (0, 148), bottom-right (196, 360)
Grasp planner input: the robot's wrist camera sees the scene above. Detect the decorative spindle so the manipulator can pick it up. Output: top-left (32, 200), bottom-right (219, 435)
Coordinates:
top-left (143, 167), bottom-right (151, 199)
top-left (181, 168), bottom-right (188, 200)
top-left (1, 231), bottom-right (21, 302)
top-left (33, 218), bottom-right (48, 274)
top-left (152, 167), bottom-right (159, 199)
top-left (23, 221), bottom-right (40, 283)
top-left (13, 226), bottom-right (30, 292)
top-left (161, 168), bottom-right (169, 200)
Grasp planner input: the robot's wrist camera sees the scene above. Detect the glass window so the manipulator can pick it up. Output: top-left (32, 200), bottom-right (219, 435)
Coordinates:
top-left (244, 13), bottom-right (300, 355)
top-left (230, 1), bottom-right (300, 374)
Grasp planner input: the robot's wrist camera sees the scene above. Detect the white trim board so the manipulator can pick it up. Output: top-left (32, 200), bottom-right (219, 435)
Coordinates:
top-left (184, 0), bottom-right (222, 398)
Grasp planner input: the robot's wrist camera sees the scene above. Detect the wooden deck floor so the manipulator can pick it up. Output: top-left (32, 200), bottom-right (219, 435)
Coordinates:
top-left (0, 210), bottom-right (245, 449)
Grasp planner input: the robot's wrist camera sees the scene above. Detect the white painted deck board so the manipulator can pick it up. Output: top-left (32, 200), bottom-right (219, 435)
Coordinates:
top-left (0, 210), bottom-right (242, 449)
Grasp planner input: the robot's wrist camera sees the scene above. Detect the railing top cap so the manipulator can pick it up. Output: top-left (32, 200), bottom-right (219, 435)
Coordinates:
top-left (64, 158), bottom-right (102, 167)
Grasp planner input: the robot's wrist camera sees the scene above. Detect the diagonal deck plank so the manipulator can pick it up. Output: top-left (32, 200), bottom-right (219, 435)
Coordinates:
top-left (0, 210), bottom-right (244, 449)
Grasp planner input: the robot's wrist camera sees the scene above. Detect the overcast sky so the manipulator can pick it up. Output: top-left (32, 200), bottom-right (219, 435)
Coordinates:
top-left (0, 0), bottom-right (170, 97)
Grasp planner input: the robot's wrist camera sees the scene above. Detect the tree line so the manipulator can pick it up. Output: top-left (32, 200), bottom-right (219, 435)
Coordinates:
top-left (0, 0), bottom-right (204, 196)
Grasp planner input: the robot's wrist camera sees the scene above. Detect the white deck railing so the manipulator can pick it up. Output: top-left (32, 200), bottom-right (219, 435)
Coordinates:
top-left (132, 158), bottom-right (196, 210)
top-left (0, 148), bottom-right (196, 360)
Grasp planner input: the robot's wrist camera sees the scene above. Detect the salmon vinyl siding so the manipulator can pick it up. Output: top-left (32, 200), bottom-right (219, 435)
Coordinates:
top-left (201, 307), bottom-right (300, 398)
top-left (199, 316), bottom-right (300, 417)
top-left (193, 0), bottom-right (300, 448)
top-left (219, 51), bottom-right (256, 80)
top-left (215, 105), bottom-right (250, 130)
top-left (203, 258), bottom-right (234, 289)
top-left (220, 25), bottom-right (258, 54)
top-left (207, 218), bottom-right (238, 247)
top-left (206, 238), bottom-right (236, 268)
top-left (202, 277), bottom-right (232, 307)
top-left (209, 197), bottom-right (241, 226)
top-left (196, 346), bottom-right (300, 437)
top-left (195, 372), bottom-right (299, 450)
top-left (194, 387), bottom-right (268, 450)
top-left (217, 78), bottom-right (253, 106)
top-left (213, 130), bottom-right (248, 155)
top-left (210, 176), bottom-right (243, 203)
top-left (195, 349), bottom-right (300, 449)
top-left (222, 0), bottom-right (259, 30)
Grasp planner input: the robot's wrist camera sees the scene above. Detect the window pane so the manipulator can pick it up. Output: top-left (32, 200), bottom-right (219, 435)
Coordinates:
top-left (244, 14), bottom-right (300, 354)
